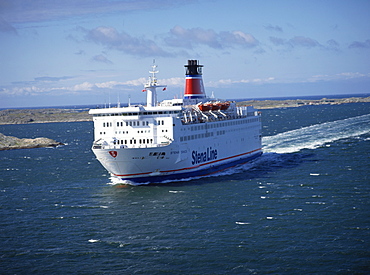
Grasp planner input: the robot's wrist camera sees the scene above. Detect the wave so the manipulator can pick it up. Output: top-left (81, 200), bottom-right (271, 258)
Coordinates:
top-left (262, 114), bottom-right (370, 154)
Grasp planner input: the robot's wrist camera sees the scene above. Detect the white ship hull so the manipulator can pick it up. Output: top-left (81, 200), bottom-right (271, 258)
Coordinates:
top-left (92, 117), bottom-right (262, 183)
top-left (89, 60), bottom-right (262, 184)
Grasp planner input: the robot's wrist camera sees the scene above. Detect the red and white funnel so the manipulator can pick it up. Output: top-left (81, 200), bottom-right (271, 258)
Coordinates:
top-left (184, 60), bottom-right (206, 99)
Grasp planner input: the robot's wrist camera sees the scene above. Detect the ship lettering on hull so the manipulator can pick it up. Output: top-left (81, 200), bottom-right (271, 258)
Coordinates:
top-left (192, 147), bottom-right (218, 165)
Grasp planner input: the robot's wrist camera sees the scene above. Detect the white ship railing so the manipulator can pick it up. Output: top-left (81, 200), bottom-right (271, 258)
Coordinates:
top-left (179, 105), bottom-right (259, 125)
top-left (92, 141), bottom-right (171, 150)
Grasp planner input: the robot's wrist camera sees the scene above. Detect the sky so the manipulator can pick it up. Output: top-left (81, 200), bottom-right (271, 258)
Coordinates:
top-left (1, 0), bottom-right (370, 108)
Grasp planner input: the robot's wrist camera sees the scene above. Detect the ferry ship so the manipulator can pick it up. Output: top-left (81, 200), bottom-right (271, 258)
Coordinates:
top-left (89, 60), bottom-right (262, 184)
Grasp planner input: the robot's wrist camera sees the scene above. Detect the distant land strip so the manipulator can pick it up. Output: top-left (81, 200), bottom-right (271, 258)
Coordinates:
top-left (0, 96), bottom-right (369, 125)
top-left (237, 96), bottom-right (370, 109)
top-left (0, 108), bottom-right (91, 125)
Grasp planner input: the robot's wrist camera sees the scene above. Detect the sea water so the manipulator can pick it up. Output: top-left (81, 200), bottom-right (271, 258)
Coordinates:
top-left (1, 103), bottom-right (369, 274)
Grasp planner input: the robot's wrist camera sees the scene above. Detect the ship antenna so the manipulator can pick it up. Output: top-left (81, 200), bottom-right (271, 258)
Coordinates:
top-left (117, 93), bottom-right (121, 108)
top-left (149, 60), bottom-right (159, 86)
top-left (144, 60), bottom-right (166, 107)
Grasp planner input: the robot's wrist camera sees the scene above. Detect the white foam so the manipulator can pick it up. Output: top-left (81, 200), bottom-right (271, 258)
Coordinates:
top-left (88, 239), bottom-right (100, 243)
top-left (236, 221), bottom-right (251, 225)
top-left (263, 114), bottom-right (370, 154)
top-left (108, 176), bottom-right (149, 186)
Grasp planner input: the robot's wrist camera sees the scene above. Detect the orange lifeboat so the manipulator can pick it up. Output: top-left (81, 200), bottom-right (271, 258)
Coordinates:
top-left (199, 104), bottom-right (211, 112)
top-left (220, 102), bottom-right (230, 110)
top-left (211, 103), bottom-right (221, 111)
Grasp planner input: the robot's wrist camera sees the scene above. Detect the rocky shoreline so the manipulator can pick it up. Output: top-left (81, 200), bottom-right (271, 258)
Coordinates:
top-left (0, 108), bottom-right (91, 125)
top-left (237, 96), bottom-right (370, 109)
top-left (0, 133), bottom-right (64, 151)
top-left (0, 96), bottom-right (369, 126)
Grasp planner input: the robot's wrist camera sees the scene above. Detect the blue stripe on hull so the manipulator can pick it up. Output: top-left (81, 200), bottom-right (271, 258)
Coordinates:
top-left (119, 151), bottom-right (262, 184)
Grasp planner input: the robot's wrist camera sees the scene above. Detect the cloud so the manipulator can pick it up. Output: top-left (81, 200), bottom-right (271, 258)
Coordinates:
top-left (34, 76), bottom-right (75, 82)
top-left (0, 0), bottom-right (187, 24)
top-left (84, 26), bottom-right (172, 57)
top-left (70, 82), bottom-right (95, 91)
top-left (92, 54), bottom-right (113, 64)
top-left (269, 36), bottom-right (286, 46)
top-left (1, 76), bottom-right (184, 97)
top-left (288, 36), bottom-right (321, 48)
top-left (221, 31), bottom-right (259, 48)
top-left (165, 26), bottom-right (259, 49)
top-left (1, 86), bottom-right (48, 96)
top-left (0, 17), bottom-right (17, 34)
top-left (208, 77), bottom-right (275, 87)
top-left (75, 50), bottom-right (86, 55)
top-left (163, 77), bottom-right (183, 87)
top-left (349, 39), bottom-right (370, 49)
top-left (93, 77), bottom-right (184, 88)
top-left (270, 35), bottom-right (323, 49)
top-left (326, 39), bottom-right (340, 51)
top-left (308, 72), bottom-right (370, 82)
top-left (12, 76), bottom-right (76, 86)
top-left (327, 39), bottom-right (339, 47)
top-left (264, 24), bottom-right (283, 32)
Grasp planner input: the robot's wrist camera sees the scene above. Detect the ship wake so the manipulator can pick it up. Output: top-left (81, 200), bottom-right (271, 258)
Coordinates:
top-left (262, 114), bottom-right (370, 154)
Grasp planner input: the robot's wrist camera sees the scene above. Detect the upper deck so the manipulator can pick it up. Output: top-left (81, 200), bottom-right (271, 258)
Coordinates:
top-left (89, 105), bottom-right (182, 118)
top-left (89, 60), bottom-right (261, 150)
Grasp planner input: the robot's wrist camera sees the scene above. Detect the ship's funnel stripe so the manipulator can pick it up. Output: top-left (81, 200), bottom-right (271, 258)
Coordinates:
top-left (186, 76), bottom-right (203, 79)
top-left (185, 78), bottom-right (205, 96)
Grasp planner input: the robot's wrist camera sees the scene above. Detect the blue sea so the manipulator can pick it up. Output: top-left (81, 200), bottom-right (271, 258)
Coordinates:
top-left (1, 103), bottom-right (369, 274)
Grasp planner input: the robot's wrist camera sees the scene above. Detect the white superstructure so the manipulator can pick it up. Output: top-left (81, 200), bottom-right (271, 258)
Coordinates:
top-left (89, 60), bottom-right (262, 184)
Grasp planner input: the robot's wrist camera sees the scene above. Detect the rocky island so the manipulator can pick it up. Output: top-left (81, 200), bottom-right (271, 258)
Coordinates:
top-left (0, 133), bottom-right (64, 151)
top-left (0, 108), bottom-right (91, 125)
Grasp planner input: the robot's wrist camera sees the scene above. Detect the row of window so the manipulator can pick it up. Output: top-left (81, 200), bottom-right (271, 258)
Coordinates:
top-left (185, 117), bottom-right (260, 131)
top-left (101, 117), bottom-right (258, 129)
top-left (113, 138), bottom-right (154, 145)
top-left (180, 124), bottom-right (258, 142)
top-left (94, 111), bottom-right (180, 117)
top-left (103, 120), bottom-right (165, 128)
top-left (180, 132), bottom-right (214, 142)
